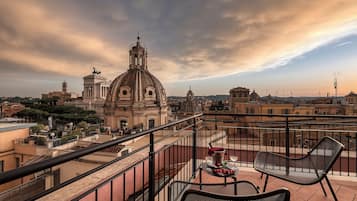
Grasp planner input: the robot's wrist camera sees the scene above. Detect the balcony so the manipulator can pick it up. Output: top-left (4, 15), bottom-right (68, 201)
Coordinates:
top-left (0, 113), bottom-right (356, 201)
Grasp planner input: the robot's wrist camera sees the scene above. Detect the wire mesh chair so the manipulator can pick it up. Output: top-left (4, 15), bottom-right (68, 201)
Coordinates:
top-left (168, 180), bottom-right (259, 201)
top-left (254, 136), bottom-right (344, 201)
top-left (180, 188), bottom-right (290, 201)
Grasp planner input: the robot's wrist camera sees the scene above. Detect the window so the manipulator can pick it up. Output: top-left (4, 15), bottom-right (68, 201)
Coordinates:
top-left (0, 160), bottom-right (4, 173)
top-left (250, 108), bottom-right (255, 114)
top-left (53, 169), bottom-right (60, 186)
top-left (122, 90), bottom-right (127, 95)
top-left (148, 119), bottom-right (155, 129)
top-left (281, 109), bottom-right (289, 114)
top-left (120, 120), bottom-right (127, 129)
top-left (148, 90), bottom-right (153, 96)
top-left (15, 157), bottom-right (20, 168)
top-left (270, 140), bottom-right (275, 146)
top-left (268, 109), bottom-right (273, 114)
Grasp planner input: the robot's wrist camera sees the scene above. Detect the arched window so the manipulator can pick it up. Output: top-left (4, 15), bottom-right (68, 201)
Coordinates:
top-left (135, 55), bottom-right (138, 65)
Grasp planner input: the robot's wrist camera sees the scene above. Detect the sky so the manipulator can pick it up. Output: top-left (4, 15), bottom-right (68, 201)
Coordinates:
top-left (0, 0), bottom-right (357, 97)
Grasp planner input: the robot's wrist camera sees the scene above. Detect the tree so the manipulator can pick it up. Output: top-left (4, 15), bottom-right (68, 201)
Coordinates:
top-left (77, 121), bottom-right (88, 129)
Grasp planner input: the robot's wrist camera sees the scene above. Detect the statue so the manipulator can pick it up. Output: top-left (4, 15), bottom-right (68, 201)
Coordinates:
top-left (48, 116), bottom-right (53, 130)
top-left (92, 67), bottom-right (101, 75)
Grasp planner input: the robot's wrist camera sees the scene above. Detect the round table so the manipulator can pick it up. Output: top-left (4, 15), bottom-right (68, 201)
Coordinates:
top-left (199, 161), bottom-right (239, 194)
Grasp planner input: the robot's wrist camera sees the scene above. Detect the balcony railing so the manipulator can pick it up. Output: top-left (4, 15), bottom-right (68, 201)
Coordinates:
top-left (0, 113), bottom-right (357, 201)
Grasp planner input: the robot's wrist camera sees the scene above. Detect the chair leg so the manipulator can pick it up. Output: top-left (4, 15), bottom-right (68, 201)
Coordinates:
top-left (263, 175), bottom-right (269, 192)
top-left (325, 176), bottom-right (338, 201)
top-left (319, 181), bottom-right (327, 196)
top-left (260, 173), bottom-right (264, 179)
top-left (199, 167), bottom-right (202, 190)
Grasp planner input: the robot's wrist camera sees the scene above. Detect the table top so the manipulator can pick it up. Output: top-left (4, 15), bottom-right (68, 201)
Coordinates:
top-left (200, 161), bottom-right (239, 178)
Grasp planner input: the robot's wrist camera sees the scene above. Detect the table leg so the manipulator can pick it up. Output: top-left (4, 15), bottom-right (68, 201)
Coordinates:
top-left (224, 177), bottom-right (227, 186)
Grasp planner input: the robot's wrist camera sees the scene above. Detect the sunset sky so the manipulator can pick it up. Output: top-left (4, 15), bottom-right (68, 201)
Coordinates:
top-left (0, 0), bottom-right (357, 97)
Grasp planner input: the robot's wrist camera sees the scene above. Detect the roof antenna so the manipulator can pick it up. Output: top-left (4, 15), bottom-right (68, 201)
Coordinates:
top-left (334, 72), bottom-right (338, 98)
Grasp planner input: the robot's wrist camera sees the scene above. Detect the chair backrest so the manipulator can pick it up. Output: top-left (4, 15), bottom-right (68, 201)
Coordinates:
top-left (168, 180), bottom-right (259, 201)
top-left (181, 188), bottom-right (290, 201)
top-left (308, 136), bottom-right (344, 176)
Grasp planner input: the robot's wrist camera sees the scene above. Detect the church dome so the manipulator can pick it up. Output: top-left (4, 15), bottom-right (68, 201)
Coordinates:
top-left (249, 90), bottom-right (260, 101)
top-left (105, 36), bottom-right (167, 109)
top-left (105, 69), bottom-right (167, 107)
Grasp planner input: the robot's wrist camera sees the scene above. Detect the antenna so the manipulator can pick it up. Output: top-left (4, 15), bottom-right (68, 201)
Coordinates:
top-left (334, 72), bottom-right (339, 97)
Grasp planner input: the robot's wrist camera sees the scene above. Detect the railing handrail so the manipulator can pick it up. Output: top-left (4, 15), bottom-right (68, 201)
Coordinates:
top-left (218, 125), bottom-right (357, 133)
top-left (203, 112), bottom-right (357, 119)
top-left (0, 113), bottom-right (203, 185)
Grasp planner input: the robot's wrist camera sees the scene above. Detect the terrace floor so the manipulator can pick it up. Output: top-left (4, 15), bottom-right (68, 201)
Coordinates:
top-left (195, 167), bottom-right (357, 201)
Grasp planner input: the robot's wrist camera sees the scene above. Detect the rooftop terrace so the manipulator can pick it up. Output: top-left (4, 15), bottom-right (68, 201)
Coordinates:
top-left (0, 113), bottom-right (357, 201)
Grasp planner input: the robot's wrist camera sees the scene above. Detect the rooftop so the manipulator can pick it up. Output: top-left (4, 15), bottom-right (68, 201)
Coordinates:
top-left (0, 123), bottom-right (36, 132)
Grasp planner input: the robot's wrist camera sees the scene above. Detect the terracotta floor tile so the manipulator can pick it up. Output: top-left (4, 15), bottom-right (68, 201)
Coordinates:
top-left (193, 169), bottom-right (357, 201)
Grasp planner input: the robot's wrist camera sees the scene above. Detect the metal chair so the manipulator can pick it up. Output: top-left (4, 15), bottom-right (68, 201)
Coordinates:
top-left (254, 136), bottom-right (344, 201)
top-left (168, 180), bottom-right (260, 201)
top-left (180, 188), bottom-right (290, 201)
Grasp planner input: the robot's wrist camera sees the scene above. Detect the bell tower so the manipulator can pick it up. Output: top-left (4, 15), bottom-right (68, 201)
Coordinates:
top-left (129, 35), bottom-right (148, 70)
top-left (62, 81), bottom-right (67, 93)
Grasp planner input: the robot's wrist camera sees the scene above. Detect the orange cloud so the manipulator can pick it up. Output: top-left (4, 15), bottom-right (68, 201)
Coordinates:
top-left (0, 0), bottom-right (357, 84)
top-left (0, 1), bottom-right (127, 77)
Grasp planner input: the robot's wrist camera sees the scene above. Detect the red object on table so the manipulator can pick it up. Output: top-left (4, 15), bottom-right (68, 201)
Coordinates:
top-left (213, 168), bottom-right (235, 176)
top-left (208, 147), bottom-right (225, 156)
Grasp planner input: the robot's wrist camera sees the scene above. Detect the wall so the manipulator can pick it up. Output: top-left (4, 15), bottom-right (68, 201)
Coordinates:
top-left (0, 128), bottom-right (29, 152)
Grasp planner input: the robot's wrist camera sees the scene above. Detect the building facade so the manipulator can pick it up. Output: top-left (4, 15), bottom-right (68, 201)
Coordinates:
top-left (0, 102), bottom-right (25, 118)
top-left (41, 81), bottom-right (73, 105)
top-left (229, 87), bottom-right (250, 109)
top-left (66, 69), bottom-right (111, 118)
top-left (104, 37), bottom-right (168, 130)
top-left (181, 88), bottom-right (201, 114)
top-left (0, 123), bottom-right (38, 192)
top-left (83, 68), bottom-right (111, 102)
top-left (345, 91), bottom-right (357, 104)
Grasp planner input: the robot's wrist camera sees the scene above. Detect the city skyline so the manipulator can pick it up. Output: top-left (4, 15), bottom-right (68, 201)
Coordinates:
top-left (0, 1), bottom-right (357, 97)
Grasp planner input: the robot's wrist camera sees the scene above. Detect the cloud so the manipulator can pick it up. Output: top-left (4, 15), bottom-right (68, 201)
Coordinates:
top-left (1, 0), bottom-right (357, 96)
top-left (0, 1), bottom-right (127, 77)
top-left (336, 41), bottom-right (352, 47)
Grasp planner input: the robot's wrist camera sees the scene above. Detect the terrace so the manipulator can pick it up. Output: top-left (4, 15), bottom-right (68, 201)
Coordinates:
top-left (0, 113), bottom-right (356, 201)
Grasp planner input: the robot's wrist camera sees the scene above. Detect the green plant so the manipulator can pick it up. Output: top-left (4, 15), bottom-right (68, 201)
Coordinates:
top-left (31, 124), bottom-right (45, 134)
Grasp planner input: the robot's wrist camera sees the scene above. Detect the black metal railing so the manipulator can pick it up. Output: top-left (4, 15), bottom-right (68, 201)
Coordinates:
top-left (0, 114), bottom-right (203, 201)
top-left (0, 113), bottom-right (357, 201)
top-left (203, 113), bottom-right (357, 177)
